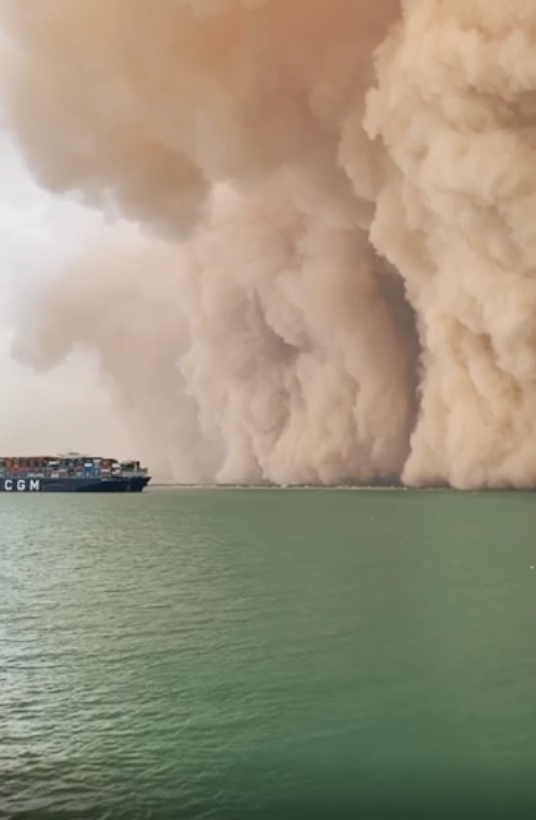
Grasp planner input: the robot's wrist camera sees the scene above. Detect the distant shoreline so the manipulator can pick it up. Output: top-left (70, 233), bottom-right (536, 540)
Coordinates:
top-left (148, 483), bottom-right (534, 492)
top-left (149, 483), bottom-right (409, 490)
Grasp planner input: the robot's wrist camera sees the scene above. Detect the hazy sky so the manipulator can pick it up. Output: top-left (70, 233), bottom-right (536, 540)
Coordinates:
top-left (0, 130), bottom-right (135, 458)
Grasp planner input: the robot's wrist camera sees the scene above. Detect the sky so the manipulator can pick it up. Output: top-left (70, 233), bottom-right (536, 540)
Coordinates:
top-left (5, 1), bottom-right (536, 490)
top-left (0, 130), bottom-right (135, 458)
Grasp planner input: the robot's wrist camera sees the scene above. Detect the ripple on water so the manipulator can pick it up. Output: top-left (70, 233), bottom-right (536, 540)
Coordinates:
top-left (2, 489), bottom-right (536, 818)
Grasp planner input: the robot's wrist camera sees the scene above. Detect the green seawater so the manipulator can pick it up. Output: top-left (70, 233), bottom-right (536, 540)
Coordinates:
top-left (1, 488), bottom-right (536, 819)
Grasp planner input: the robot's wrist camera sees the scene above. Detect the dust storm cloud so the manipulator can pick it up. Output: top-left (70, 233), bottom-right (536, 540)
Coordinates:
top-left (1, 0), bottom-right (535, 488)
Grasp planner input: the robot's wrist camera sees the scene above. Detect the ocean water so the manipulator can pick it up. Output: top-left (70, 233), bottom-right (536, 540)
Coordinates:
top-left (1, 487), bottom-right (536, 819)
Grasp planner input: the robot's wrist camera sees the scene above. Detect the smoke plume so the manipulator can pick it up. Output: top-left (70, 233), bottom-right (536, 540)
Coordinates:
top-left (1, 0), bottom-right (535, 488)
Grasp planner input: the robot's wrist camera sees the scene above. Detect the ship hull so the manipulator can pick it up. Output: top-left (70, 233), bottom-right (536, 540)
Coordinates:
top-left (0, 476), bottom-right (150, 493)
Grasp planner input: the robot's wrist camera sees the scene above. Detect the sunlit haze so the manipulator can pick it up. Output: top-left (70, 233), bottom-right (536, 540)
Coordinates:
top-left (0, 131), bottom-right (134, 459)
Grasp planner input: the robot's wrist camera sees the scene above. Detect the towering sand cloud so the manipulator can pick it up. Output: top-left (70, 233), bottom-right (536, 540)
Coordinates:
top-left (1, 0), bottom-right (535, 488)
top-left (365, 1), bottom-right (536, 488)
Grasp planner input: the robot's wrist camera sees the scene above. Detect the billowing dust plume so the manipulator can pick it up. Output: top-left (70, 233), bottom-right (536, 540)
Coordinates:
top-left (2, 0), bottom-right (536, 488)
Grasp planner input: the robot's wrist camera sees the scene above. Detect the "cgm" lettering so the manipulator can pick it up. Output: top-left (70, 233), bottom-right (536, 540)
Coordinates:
top-left (3, 479), bottom-right (41, 492)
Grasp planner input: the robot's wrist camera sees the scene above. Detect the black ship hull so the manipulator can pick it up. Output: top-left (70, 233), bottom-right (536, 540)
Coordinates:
top-left (0, 476), bottom-right (150, 493)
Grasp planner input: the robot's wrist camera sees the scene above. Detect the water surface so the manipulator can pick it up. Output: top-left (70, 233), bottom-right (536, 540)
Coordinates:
top-left (1, 488), bottom-right (536, 818)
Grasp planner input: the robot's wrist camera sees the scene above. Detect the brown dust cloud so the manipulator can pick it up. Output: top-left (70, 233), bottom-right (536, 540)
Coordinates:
top-left (0, 0), bottom-right (535, 489)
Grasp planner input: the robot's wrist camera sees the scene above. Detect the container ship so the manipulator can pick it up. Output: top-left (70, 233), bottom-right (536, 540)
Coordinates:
top-left (0, 453), bottom-right (151, 493)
